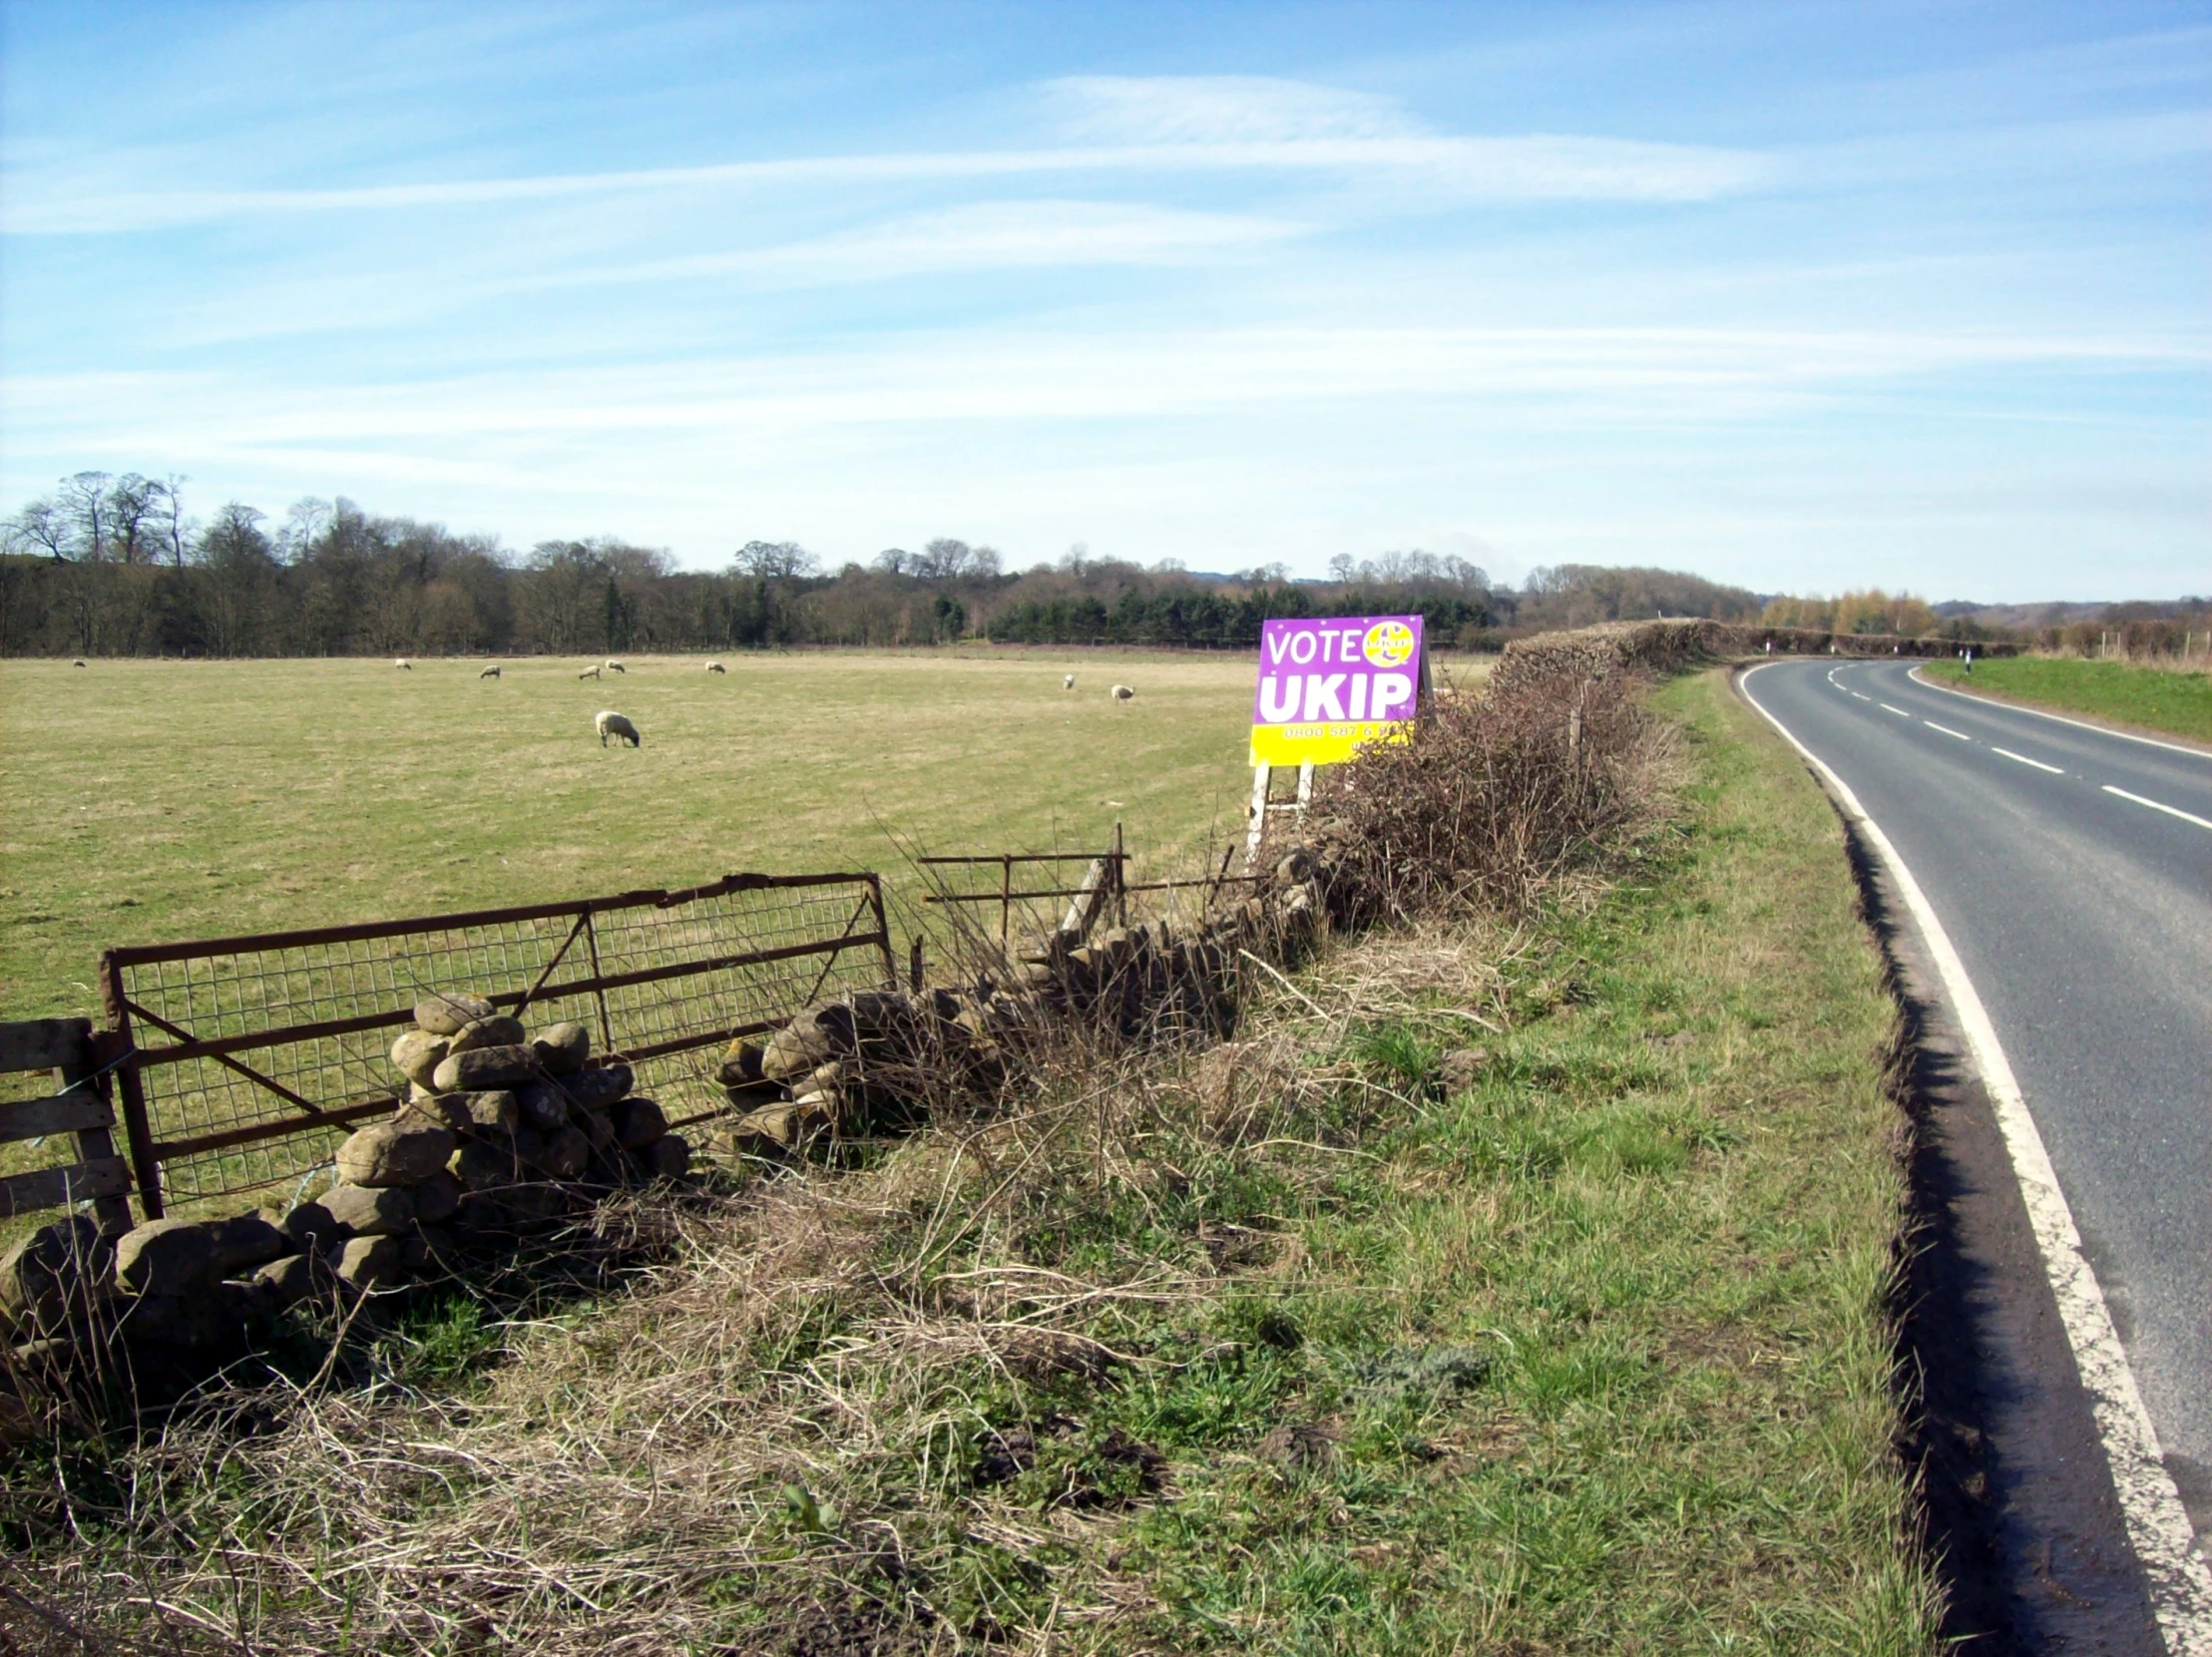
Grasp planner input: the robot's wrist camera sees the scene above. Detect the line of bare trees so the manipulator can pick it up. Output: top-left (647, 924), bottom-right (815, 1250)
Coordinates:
top-left (2, 472), bottom-right (1814, 659)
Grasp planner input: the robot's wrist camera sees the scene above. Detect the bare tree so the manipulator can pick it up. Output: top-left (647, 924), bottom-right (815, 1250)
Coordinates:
top-left (154, 474), bottom-right (193, 568)
top-left (278, 497), bottom-right (334, 563)
top-left (3, 498), bottom-right (72, 562)
top-left (108, 473), bottom-right (162, 564)
top-left (731, 540), bottom-right (816, 581)
top-left (58, 472), bottom-right (113, 561)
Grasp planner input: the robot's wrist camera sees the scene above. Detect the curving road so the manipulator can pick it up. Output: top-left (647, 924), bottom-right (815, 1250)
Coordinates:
top-left (1741, 658), bottom-right (2212, 1587)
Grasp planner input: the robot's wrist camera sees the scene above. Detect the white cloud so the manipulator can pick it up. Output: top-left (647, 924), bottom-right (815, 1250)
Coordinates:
top-left (1044, 74), bottom-right (1420, 144)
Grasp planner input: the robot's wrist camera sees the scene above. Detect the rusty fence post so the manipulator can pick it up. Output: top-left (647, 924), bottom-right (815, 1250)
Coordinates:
top-left (98, 950), bottom-right (164, 1221)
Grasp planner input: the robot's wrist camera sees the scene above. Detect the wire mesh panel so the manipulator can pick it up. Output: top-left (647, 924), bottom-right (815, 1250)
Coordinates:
top-left (101, 874), bottom-right (892, 1216)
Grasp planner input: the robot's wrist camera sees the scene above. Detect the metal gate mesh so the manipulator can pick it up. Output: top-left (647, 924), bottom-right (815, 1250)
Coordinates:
top-left (104, 874), bottom-right (891, 1212)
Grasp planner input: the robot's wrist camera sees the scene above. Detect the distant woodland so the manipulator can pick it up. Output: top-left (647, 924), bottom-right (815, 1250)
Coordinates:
top-left (2, 471), bottom-right (2191, 658)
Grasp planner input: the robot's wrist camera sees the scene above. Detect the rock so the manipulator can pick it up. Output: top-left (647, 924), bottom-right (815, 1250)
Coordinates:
top-left (574, 1107), bottom-right (619, 1154)
top-left (0, 1390), bottom-right (41, 1454)
top-left (405, 1226), bottom-right (458, 1273)
top-left (566, 1063), bottom-right (633, 1108)
top-left (115, 1218), bottom-right (219, 1296)
top-left (531, 1021), bottom-right (591, 1075)
top-left (413, 992), bottom-right (494, 1036)
top-left (502, 1183), bottom-right (566, 1223)
top-left (321, 1182), bottom-right (415, 1236)
top-left (253, 1252), bottom-right (322, 1310)
top-left (210, 1214), bottom-right (289, 1276)
top-left (801, 1060), bottom-right (847, 1098)
top-left (539, 1125), bottom-right (590, 1180)
top-left (282, 1200), bottom-right (342, 1251)
top-left (328, 1234), bottom-right (404, 1291)
top-left (760, 1005), bottom-right (853, 1079)
top-left (612, 1097), bottom-right (667, 1149)
top-left (1258, 1422), bottom-right (1338, 1473)
top-left (389, 1029), bottom-right (450, 1085)
top-left (452, 1194), bottom-right (506, 1236)
top-left (458, 1089), bottom-right (520, 1135)
top-left (717, 1038), bottom-right (766, 1085)
top-left (1, 1217), bottom-right (114, 1332)
top-left (1438, 1047), bottom-right (1491, 1094)
top-left (119, 1282), bottom-right (262, 1349)
top-left (336, 1118), bottom-right (456, 1187)
top-left (411, 1169), bottom-right (461, 1225)
top-left (1273, 847), bottom-right (1316, 885)
top-left (447, 1014), bottom-right (527, 1054)
top-left (399, 1092), bottom-right (470, 1133)
top-left (644, 1134), bottom-right (691, 1180)
top-left (451, 1140), bottom-right (516, 1193)
top-left (728, 1100), bottom-right (826, 1153)
top-left (512, 1080), bottom-right (570, 1133)
top-left (432, 1044), bottom-right (539, 1093)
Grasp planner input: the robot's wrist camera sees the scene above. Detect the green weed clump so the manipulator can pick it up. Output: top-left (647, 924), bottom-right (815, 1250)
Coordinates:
top-left (0, 669), bottom-right (1940, 1654)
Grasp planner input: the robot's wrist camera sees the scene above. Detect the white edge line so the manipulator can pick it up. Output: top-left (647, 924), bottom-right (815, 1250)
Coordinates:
top-left (1739, 662), bottom-right (2212, 1649)
top-left (1910, 664), bottom-right (2212, 762)
top-left (2104, 784), bottom-right (2212, 833)
top-left (1992, 746), bottom-right (2066, 775)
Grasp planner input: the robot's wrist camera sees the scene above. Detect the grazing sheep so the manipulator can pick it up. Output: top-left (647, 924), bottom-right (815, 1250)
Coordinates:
top-left (1110, 684), bottom-right (1135, 701)
top-left (1063, 673), bottom-right (1076, 689)
top-left (394, 658), bottom-right (412, 670)
top-left (72, 659), bottom-right (86, 667)
top-left (595, 710), bottom-right (642, 748)
top-left (578, 665), bottom-right (602, 680)
top-left (605, 658), bottom-right (626, 673)
top-left (479, 665), bottom-right (501, 679)
top-left (705, 660), bottom-right (726, 673)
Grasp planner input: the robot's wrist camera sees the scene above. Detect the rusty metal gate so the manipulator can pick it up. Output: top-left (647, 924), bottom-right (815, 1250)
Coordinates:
top-left (99, 872), bottom-right (894, 1217)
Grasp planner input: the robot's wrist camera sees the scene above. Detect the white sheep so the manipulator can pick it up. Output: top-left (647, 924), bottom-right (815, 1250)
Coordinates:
top-left (578, 665), bottom-right (602, 680)
top-left (705, 660), bottom-right (726, 673)
top-left (595, 710), bottom-right (642, 747)
top-left (72, 659), bottom-right (86, 667)
top-left (394, 658), bottom-right (412, 670)
top-left (1063, 673), bottom-right (1076, 689)
top-left (479, 665), bottom-right (501, 679)
top-left (605, 658), bottom-right (626, 673)
top-left (1110, 684), bottom-right (1135, 701)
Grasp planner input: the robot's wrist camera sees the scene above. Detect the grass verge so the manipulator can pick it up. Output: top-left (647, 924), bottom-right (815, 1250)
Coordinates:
top-left (1922, 655), bottom-right (2212, 744)
top-left (2, 666), bottom-right (1939, 1653)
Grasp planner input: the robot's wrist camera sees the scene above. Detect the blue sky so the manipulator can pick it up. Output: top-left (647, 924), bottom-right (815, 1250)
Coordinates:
top-left (1, 1), bottom-right (2206, 600)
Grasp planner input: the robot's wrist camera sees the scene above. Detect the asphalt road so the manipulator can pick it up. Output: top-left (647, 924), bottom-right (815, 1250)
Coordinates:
top-left (1742, 657), bottom-right (2212, 1538)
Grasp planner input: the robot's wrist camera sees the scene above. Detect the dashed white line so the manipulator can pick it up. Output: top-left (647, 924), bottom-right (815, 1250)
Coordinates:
top-left (1993, 747), bottom-right (2065, 775)
top-left (1924, 721), bottom-right (1972, 741)
top-left (2103, 785), bottom-right (2212, 833)
top-left (1880, 702), bottom-right (1912, 717)
top-left (1851, 692), bottom-right (1872, 701)
top-left (1911, 664), bottom-right (2212, 761)
top-left (1739, 662), bottom-right (2212, 1649)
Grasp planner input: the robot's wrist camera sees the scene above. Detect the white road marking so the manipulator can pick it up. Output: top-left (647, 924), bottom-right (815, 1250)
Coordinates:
top-left (1851, 692), bottom-right (1872, 701)
top-left (1924, 721), bottom-right (1972, 741)
top-left (1992, 747), bottom-right (2065, 775)
top-left (1740, 663), bottom-right (2212, 1650)
top-left (2103, 785), bottom-right (2212, 833)
top-left (1910, 664), bottom-right (2212, 762)
top-left (1880, 702), bottom-right (1912, 717)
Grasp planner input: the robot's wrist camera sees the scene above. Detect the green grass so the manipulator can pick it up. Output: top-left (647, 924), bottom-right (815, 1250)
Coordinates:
top-left (1923, 653), bottom-right (2212, 743)
top-left (4, 665), bottom-right (1937, 1651)
top-left (0, 650), bottom-right (1264, 1020)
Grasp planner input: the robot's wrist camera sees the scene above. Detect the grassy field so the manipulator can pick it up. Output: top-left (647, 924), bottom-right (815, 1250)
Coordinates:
top-left (1922, 653), bottom-right (2212, 743)
top-left (6, 666), bottom-right (1939, 1651)
top-left (0, 650), bottom-right (1293, 1022)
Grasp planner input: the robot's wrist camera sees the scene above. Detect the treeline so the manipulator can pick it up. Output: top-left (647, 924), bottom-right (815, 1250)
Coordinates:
top-left (1, 472), bottom-right (1805, 659)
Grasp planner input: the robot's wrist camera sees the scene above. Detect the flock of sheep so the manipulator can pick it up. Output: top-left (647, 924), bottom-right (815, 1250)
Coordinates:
top-left (376, 657), bottom-right (1133, 748)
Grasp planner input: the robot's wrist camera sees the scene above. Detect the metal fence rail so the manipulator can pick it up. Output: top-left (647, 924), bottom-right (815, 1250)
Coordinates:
top-left (100, 872), bottom-right (894, 1216)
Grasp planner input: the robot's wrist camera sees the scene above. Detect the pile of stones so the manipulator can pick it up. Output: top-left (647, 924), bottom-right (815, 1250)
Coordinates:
top-left (715, 850), bottom-right (1331, 1157)
top-left (0, 991), bottom-right (693, 1396)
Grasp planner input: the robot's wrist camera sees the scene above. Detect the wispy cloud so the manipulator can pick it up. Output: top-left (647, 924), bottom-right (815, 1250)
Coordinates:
top-left (3, 76), bottom-right (1773, 236)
